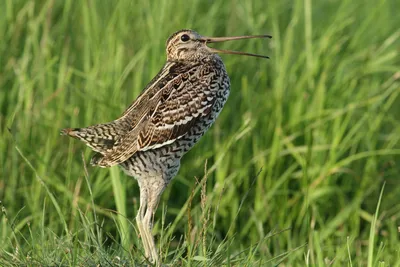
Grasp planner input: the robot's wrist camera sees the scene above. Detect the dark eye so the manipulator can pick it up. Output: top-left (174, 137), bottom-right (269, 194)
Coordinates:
top-left (180, 34), bottom-right (190, 42)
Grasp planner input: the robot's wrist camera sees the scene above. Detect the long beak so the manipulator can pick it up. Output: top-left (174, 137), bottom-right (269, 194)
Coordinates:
top-left (200, 34), bottom-right (272, 59)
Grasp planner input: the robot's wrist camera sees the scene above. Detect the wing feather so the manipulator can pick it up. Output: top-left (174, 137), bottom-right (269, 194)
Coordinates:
top-left (94, 61), bottom-right (218, 167)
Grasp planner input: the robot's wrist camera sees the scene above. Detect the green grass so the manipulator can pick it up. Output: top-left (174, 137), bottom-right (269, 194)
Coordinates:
top-left (1, 0), bottom-right (400, 265)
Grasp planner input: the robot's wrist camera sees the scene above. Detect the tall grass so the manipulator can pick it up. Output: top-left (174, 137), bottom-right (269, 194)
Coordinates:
top-left (0, 0), bottom-right (399, 265)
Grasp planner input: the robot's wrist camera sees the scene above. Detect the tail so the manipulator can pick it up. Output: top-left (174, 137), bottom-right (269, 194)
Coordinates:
top-left (60, 122), bottom-right (124, 153)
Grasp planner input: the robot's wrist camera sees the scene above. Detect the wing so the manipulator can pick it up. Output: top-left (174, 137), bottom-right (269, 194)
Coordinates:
top-left (62, 62), bottom-right (201, 153)
top-left (93, 61), bottom-right (219, 167)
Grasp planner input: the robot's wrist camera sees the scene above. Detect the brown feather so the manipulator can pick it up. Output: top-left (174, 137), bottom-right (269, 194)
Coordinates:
top-left (94, 61), bottom-right (219, 167)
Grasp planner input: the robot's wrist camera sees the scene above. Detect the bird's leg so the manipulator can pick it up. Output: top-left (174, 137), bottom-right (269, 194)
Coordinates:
top-left (142, 178), bottom-right (167, 265)
top-left (136, 185), bottom-right (151, 260)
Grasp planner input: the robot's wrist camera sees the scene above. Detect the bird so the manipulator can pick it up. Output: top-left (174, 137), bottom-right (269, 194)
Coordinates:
top-left (61, 29), bottom-right (270, 264)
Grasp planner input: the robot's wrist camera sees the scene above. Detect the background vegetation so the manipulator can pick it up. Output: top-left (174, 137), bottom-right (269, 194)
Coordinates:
top-left (1, 0), bottom-right (399, 266)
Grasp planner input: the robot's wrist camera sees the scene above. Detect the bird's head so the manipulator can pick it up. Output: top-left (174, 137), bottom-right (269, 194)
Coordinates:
top-left (166, 29), bottom-right (271, 62)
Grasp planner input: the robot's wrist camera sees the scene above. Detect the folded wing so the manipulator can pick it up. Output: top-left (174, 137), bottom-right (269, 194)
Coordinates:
top-left (93, 61), bottom-right (218, 167)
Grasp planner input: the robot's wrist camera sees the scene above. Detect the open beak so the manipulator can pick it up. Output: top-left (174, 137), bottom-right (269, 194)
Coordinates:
top-left (199, 34), bottom-right (272, 59)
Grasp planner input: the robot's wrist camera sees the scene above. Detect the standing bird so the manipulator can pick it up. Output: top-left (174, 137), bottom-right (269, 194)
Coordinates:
top-left (61, 29), bottom-right (270, 264)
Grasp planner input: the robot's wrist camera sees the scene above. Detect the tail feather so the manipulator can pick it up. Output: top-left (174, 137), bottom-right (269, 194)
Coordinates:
top-left (60, 128), bottom-right (81, 137)
top-left (60, 122), bottom-right (126, 153)
top-left (90, 153), bottom-right (107, 167)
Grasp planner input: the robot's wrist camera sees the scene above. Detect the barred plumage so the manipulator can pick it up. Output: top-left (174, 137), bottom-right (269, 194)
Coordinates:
top-left (61, 29), bottom-right (270, 264)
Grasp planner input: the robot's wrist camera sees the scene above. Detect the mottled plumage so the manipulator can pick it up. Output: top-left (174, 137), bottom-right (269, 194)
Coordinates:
top-left (61, 29), bottom-right (270, 264)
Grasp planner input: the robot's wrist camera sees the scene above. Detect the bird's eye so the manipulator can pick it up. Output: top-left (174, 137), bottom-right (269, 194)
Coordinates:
top-left (180, 34), bottom-right (190, 42)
